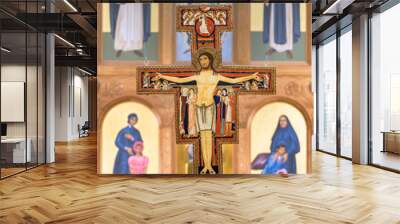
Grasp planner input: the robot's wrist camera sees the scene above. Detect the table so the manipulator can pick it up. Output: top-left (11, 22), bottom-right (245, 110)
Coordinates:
top-left (382, 131), bottom-right (400, 154)
top-left (1, 138), bottom-right (32, 164)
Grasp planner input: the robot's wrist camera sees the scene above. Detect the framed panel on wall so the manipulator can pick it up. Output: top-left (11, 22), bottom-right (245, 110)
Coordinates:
top-left (1, 82), bottom-right (25, 122)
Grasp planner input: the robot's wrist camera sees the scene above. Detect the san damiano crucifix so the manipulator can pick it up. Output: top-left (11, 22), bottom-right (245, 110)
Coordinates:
top-left (137, 5), bottom-right (276, 174)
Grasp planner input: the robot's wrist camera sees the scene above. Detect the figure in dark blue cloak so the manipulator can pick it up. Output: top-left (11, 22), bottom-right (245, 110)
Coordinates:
top-left (263, 115), bottom-right (300, 174)
top-left (113, 113), bottom-right (143, 174)
top-left (109, 3), bottom-right (151, 58)
top-left (263, 3), bottom-right (301, 59)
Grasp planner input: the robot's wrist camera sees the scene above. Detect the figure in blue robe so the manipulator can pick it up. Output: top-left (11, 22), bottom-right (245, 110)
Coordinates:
top-left (109, 3), bottom-right (120, 40)
top-left (113, 113), bottom-right (143, 174)
top-left (142, 3), bottom-right (151, 43)
top-left (263, 3), bottom-right (301, 58)
top-left (181, 95), bottom-right (189, 135)
top-left (266, 115), bottom-right (300, 174)
top-left (220, 89), bottom-right (228, 135)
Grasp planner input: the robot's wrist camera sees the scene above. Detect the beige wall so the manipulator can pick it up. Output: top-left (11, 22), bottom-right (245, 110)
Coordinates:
top-left (54, 67), bottom-right (90, 141)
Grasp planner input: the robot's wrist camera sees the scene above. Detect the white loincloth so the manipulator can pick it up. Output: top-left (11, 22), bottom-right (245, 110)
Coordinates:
top-left (196, 105), bottom-right (215, 131)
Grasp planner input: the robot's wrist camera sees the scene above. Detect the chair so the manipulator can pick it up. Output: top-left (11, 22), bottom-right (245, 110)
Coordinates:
top-left (78, 121), bottom-right (90, 138)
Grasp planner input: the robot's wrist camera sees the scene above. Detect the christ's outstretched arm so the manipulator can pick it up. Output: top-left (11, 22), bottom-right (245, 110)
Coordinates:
top-left (218, 72), bottom-right (262, 84)
top-left (153, 72), bottom-right (196, 83)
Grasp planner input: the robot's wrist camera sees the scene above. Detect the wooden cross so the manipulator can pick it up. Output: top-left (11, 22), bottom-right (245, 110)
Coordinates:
top-left (137, 5), bottom-right (276, 174)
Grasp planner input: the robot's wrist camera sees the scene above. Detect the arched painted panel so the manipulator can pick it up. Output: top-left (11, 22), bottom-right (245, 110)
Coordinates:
top-left (250, 102), bottom-right (307, 174)
top-left (100, 101), bottom-right (160, 174)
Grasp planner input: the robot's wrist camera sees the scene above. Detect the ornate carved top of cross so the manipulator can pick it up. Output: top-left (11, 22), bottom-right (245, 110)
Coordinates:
top-left (177, 5), bottom-right (233, 53)
top-left (137, 5), bottom-right (276, 174)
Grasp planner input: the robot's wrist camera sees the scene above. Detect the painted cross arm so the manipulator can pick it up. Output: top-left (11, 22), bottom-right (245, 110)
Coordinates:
top-left (137, 66), bottom-right (198, 94)
top-left (137, 66), bottom-right (276, 94)
top-left (217, 67), bottom-right (276, 94)
top-left (155, 73), bottom-right (196, 84)
top-left (218, 73), bottom-right (260, 84)
top-left (154, 72), bottom-right (260, 84)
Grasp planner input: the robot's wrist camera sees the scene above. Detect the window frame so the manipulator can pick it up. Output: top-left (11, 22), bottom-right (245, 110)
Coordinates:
top-left (315, 24), bottom-right (353, 161)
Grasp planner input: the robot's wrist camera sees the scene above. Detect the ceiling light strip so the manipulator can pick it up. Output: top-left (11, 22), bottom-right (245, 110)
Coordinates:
top-left (1, 47), bottom-right (11, 53)
top-left (78, 67), bottom-right (93, 76)
top-left (54, 34), bottom-right (75, 48)
top-left (63, 0), bottom-right (78, 12)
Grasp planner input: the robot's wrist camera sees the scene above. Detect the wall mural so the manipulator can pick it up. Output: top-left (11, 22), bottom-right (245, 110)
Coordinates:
top-left (176, 3), bottom-right (233, 63)
top-left (113, 113), bottom-right (146, 174)
top-left (251, 3), bottom-right (307, 61)
top-left (252, 115), bottom-right (300, 175)
top-left (102, 3), bottom-right (158, 61)
top-left (100, 102), bottom-right (159, 174)
top-left (137, 5), bottom-right (277, 175)
top-left (98, 3), bottom-right (311, 175)
top-left (251, 102), bottom-right (307, 175)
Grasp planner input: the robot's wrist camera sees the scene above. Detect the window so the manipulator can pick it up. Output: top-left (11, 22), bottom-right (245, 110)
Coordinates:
top-left (317, 36), bottom-right (337, 154)
top-left (370, 4), bottom-right (400, 171)
top-left (339, 27), bottom-right (352, 158)
top-left (315, 25), bottom-right (353, 159)
top-left (0, 1), bottom-right (47, 179)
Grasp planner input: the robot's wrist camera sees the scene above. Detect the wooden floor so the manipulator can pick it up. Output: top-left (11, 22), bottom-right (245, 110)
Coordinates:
top-left (1, 136), bottom-right (400, 224)
top-left (1, 167), bottom-right (26, 178)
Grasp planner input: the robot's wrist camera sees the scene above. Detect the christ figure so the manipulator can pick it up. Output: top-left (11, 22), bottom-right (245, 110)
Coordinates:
top-left (153, 52), bottom-right (262, 174)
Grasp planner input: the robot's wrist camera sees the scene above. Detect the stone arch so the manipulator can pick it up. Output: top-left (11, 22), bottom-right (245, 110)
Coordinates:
top-left (98, 98), bottom-right (161, 174)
